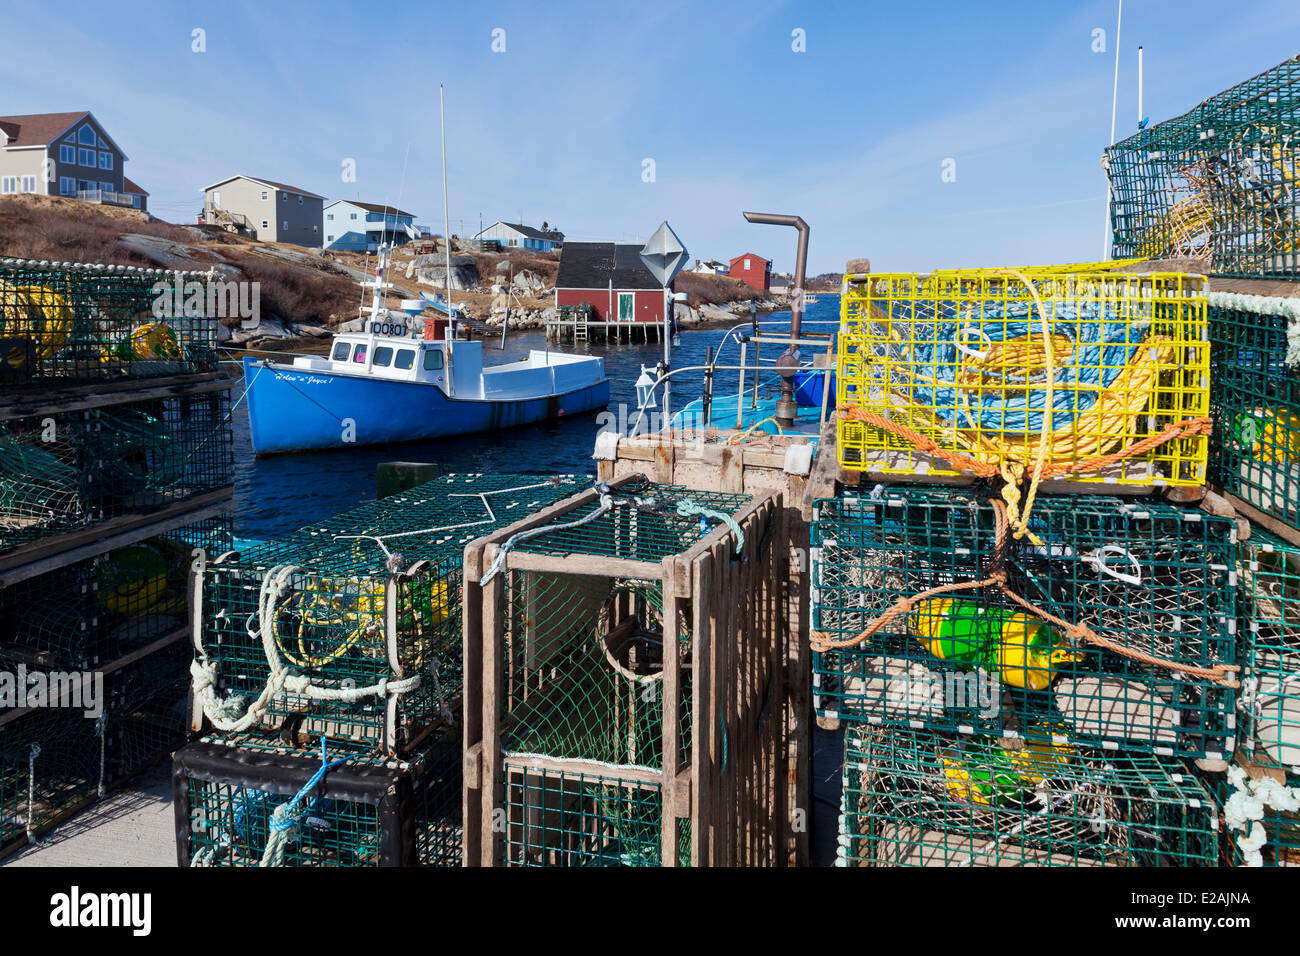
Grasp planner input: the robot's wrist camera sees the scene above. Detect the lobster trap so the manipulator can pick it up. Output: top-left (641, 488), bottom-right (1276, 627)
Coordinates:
top-left (1105, 55), bottom-right (1300, 278)
top-left (0, 259), bottom-right (220, 387)
top-left (1209, 299), bottom-right (1300, 532)
top-left (191, 474), bottom-right (583, 753)
top-left (838, 727), bottom-right (1219, 866)
top-left (0, 516), bottom-right (230, 672)
top-left (811, 487), bottom-right (1238, 758)
top-left (0, 640), bottom-right (194, 855)
top-left (174, 726), bottom-right (462, 867)
top-left (1240, 529), bottom-right (1300, 770)
top-left (0, 388), bottom-right (234, 556)
top-left (463, 477), bottom-right (790, 866)
top-left (835, 271), bottom-right (1210, 486)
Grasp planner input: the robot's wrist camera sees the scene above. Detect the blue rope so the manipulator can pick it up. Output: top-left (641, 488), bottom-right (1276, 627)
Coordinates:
top-left (718, 710), bottom-right (728, 775)
top-left (880, 300), bottom-right (1150, 434)
top-left (270, 739), bottom-right (349, 833)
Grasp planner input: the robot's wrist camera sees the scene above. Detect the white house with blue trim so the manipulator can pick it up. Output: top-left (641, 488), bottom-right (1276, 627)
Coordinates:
top-left (323, 200), bottom-right (417, 251)
top-left (473, 221), bottom-right (562, 251)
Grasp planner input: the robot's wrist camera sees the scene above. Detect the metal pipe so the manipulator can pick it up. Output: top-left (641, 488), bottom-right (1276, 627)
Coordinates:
top-left (742, 211), bottom-right (810, 426)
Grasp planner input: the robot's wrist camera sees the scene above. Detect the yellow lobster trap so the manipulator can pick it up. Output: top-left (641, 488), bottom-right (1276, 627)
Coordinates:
top-left (836, 270), bottom-right (1211, 488)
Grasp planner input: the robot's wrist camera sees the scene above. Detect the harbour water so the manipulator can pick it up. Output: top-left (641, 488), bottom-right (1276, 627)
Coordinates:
top-left (231, 296), bottom-right (840, 540)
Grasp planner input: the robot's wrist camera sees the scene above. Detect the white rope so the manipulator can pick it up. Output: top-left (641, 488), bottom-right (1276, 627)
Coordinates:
top-left (25, 743), bottom-right (39, 844)
top-left (1206, 291), bottom-right (1300, 367)
top-left (191, 563), bottom-right (422, 733)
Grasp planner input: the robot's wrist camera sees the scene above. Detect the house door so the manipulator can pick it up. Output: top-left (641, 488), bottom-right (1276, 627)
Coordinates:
top-left (617, 292), bottom-right (635, 322)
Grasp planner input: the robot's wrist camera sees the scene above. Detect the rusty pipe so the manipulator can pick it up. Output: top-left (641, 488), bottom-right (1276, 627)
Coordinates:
top-left (743, 211), bottom-right (809, 426)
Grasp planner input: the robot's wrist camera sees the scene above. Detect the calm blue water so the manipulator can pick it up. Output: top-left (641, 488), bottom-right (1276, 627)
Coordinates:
top-left (231, 295), bottom-right (841, 539)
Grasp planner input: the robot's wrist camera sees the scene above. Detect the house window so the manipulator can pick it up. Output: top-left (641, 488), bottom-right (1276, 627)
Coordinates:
top-left (327, 213), bottom-right (334, 221)
top-left (100, 181), bottom-right (114, 195)
top-left (261, 220), bottom-right (268, 229)
top-left (261, 191), bottom-right (268, 200)
top-left (422, 349), bottom-right (444, 371)
top-left (78, 148), bottom-right (95, 166)
top-left (63, 133), bottom-right (74, 143)
top-left (395, 349), bottom-right (415, 370)
top-left (78, 125), bottom-right (96, 145)
top-left (21, 176), bottom-right (37, 193)
top-left (281, 220), bottom-right (288, 231)
top-left (350, 213), bottom-right (357, 220)
top-left (59, 144), bottom-right (75, 163)
top-left (98, 135), bottom-right (109, 149)
top-left (744, 258), bottom-right (751, 269)
top-left (59, 176), bottom-right (75, 196)
top-left (98, 151), bottom-right (113, 170)
top-left (132, 195), bottom-right (141, 209)
top-left (331, 341), bottom-right (351, 361)
top-left (1, 177), bottom-right (15, 194)
top-left (373, 346), bottom-right (393, 367)
top-left (77, 179), bottom-right (93, 192)
top-left (327, 235), bottom-right (334, 242)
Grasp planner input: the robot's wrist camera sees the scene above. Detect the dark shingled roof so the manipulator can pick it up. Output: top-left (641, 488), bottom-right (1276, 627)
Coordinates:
top-left (490, 221), bottom-right (552, 240)
top-left (556, 241), bottom-right (663, 291)
top-left (341, 200), bottom-right (415, 218)
top-left (123, 176), bottom-right (149, 195)
top-left (0, 111), bottom-right (90, 147)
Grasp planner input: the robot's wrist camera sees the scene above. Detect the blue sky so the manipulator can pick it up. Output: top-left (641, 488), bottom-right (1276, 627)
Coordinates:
top-left (3, 0), bottom-right (1297, 273)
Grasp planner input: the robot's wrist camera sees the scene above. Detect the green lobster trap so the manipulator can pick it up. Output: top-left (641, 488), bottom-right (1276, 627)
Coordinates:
top-left (811, 487), bottom-right (1238, 759)
top-left (838, 727), bottom-right (1219, 866)
top-left (0, 259), bottom-right (220, 387)
top-left (463, 476), bottom-right (791, 867)
top-left (1209, 297), bottom-right (1300, 532)
top-left (174, 726), bottom-right (462, 867)
top-left (191, 474), bottom-right (583, 753)
top-left (0, 516), bottom-right (230, 672)
top-left (1105, 55), bottom-right (1300, 278)
top-left (0, 639), bottom-right (195, 856)
top-left (1240, 529), bottom-right (1300, 770)
top-left (0, 388), bottom-right (234, 556)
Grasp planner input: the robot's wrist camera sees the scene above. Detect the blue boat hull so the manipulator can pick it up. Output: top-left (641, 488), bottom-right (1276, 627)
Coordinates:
top-left (243, 357), bottom-right (611, 455)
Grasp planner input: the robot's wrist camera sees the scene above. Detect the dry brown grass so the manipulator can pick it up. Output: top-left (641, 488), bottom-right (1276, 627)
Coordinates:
top-left (673, 271), bottom-right (776, 309)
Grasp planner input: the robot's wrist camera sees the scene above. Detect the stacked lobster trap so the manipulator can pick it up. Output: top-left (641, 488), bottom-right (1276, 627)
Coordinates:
top-left (818, 255), bottom-right (1263, 866)
top-left (462, 476), bottom-right (792, 867)
top-left (176, 473), bottom-right (584, 867)
top-left (0, 258), bottom-right (233, 858)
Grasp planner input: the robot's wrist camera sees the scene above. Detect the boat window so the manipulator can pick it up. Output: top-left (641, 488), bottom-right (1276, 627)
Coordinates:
top-left (395, 349), bottom-right (415, 370)
top-left (353, 344), bottom-right (368, 363)
top-left (331, 341), bottom-right (351, 361)
top-left (423, 349), bottom-right (444, 371)
top-left (373, 346), bottom-right (393, 367)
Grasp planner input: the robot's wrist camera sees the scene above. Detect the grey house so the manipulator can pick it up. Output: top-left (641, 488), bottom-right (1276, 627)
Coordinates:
top-left (202, 175), bottom-right (324, 247)
top-left (0, 110), bottom-right (148, 210)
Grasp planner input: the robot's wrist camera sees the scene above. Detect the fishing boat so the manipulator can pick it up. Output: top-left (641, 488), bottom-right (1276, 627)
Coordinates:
top-left (242, 248), bottom-right (608, 455)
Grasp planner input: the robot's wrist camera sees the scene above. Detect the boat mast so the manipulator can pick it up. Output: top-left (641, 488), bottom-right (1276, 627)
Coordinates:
top-left (440, 84), bottom-right (455, 351)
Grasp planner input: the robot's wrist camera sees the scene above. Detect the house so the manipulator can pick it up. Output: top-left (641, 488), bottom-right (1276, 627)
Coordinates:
top-left (474, 221), bottom-right (562, 251)
top-left (729, 252), bottom-right (771, 292)
top-left (555, 241), bottom-right (667, 324)
top-left (769, 272), bottom-right (793, 294)
top-left (0, 110), bottom-right (149, 210)
top-left (323, 201), bottom-right (416, 251)
top-left (692, 258), bottom-right (728, 275)
top-left (201, 175), bottom-right (325, 247)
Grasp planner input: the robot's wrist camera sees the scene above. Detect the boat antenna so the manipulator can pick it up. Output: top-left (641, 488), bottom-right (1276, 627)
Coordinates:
top-left (440, 84), bottom-right (455, 349)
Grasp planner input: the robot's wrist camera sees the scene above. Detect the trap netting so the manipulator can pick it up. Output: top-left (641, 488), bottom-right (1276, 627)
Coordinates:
top-left (0, 390), bottom-right (234, 555)
top-left (838, 727), bottom-right (1219, 867)
top-left (1209, 298), bottom-right (1300, 533)
top-left (1240, 529), bottom-right (1300, 771)
top-left (810, 487), bottom-right (1238, 758)
top-left (0, 516), bottom-right (230, 672)
top-left (177, 725), bottom-right (462, 867)
top-left (193, 473), bottom-right (583, 752)
top-left (0, 260), bottom-right (220, 387)
top-left (1105, 56), bottom-right (1300, 279)
top-left (469, 478), bottom-right (788, 867)
top-left (0, 641), bottom-right (195, 853)
top-left (836, 271), bottom-right (1210, 487)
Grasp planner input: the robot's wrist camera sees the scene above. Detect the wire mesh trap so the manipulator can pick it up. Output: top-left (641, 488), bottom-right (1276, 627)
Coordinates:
top-left (0, 516), bottom-right (230, 672)
top-left (835, 271), bottom-right (1210, 486)
top-left (0, 389), bottom-right (234, 556)
top-left (1239, 529), bottom-right (1300, 771)
top-left (1209, 300), bottom-right (1300, 532)
top-left (0, 260), bottom-right (220, 387)
top-left (192, 474), bottom-right (584, 752)
top-left (810, 487), bottom-right (1238, 759)
top-left (175, 725), bottom-right (462, 867)
top-left (837, 727), bottom-right (1219, 867)
top-left (1105, 55), bottom-right (1300, 278)
top-left (464, 477), bottom-right (790, 866)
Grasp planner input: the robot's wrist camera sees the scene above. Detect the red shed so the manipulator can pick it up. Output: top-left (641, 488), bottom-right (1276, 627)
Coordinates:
top-left (728, 252), bottom-right (771, 292)
top-left (554, 241), bottom-right (667, 324)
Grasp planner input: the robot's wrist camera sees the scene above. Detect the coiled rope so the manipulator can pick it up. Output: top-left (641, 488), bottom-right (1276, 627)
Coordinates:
top-left (260, 738), bottom-right (349, 867)
top-left (808, 497), bottom-right (1240, 688)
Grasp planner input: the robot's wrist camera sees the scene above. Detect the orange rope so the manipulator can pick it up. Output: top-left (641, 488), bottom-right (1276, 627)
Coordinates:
top-left (809, 499), bottom-right (1240, 688)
